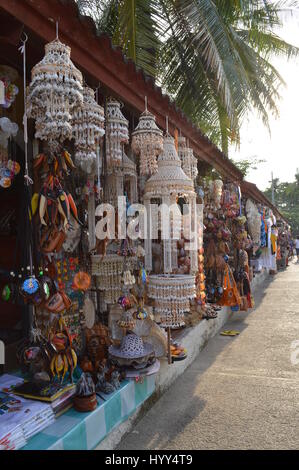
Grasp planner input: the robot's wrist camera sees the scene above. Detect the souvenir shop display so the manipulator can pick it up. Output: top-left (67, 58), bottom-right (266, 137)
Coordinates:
top-left (72, 86), bottom-right (105, 174)
top-left (202, 179), bottom-right (256, 313)
top-left (0, 20), bottom-right (291, 451)
top-left (131, 102), bottom-right (163, 176)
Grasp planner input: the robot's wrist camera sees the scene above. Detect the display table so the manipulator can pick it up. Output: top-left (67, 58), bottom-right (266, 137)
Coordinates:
top-left (22, 376), bottom-right (156, 450)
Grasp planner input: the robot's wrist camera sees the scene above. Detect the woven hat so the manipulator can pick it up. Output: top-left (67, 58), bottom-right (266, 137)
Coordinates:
top-left (109, 333), bottom-right (154, 359)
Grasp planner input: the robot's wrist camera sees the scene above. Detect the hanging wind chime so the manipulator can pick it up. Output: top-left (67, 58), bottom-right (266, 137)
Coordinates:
top-left (105, 97), bottom-right (128, 169)
top-left (72, 86), bottom-right (105, 174)
top-left (131, 98), bottom-right (163, 176)
top-left (27, 32), bottom-right (83, 146)
top-left (178, 136), bottom-right (198, 181)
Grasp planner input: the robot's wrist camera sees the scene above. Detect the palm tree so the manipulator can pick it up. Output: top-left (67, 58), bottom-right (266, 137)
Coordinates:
top-left (77, 0), bottom-right (299, 155)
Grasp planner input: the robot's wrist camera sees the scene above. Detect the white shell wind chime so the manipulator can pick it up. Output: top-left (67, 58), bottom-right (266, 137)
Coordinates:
top-left (131, 98), bottom-right (163, 177)
top-left (104, 98), bottom-right (129, 206)
top-left (72, 86), bottom-right (105, 174)
top-left (178, 136), bottom-right (198, 181)
top-left (144, 120), bottom-right (197, 334)
top-left (105, 98), bottom-right (128, 169)
top-left (27, 35), bottom-right (83, 145)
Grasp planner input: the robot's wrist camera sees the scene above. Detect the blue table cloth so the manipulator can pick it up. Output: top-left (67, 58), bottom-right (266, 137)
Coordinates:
top-left (22, 375), bottom-right (156, 450)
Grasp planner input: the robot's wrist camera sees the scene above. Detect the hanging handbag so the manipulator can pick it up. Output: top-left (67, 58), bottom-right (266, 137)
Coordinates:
top-left (40, 226), bottom-right (66, 254)
top-left (217, 265), bottom-right (241, 308)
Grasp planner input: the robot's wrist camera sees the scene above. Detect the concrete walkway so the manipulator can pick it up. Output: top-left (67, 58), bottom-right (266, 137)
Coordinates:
top-left (118, 261), bottom-right (299, 450)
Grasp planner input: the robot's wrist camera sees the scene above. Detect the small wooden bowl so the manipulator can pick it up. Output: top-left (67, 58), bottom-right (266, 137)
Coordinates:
top-left (73, 394), bottom-right (97, 412)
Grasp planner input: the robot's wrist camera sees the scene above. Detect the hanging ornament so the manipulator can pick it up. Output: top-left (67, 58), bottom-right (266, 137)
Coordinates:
top-left (72, 86), bottom-right (105, 174)
top-left (147, 274), bottom-right (196, 328)
top-left (178, 137), bottom-right (198, 181)
top-left (145, 134), bottom-right (194, 197)
top-left (132, 101), bottom-right (163, 176)
top-left (27, 38), bottom-right (83, 143)
top-left (105, 98), bottom-right (128, 169)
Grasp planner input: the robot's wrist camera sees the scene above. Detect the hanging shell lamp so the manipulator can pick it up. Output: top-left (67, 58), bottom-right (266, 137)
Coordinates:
top-left (132, 103), bottom-right (163, 176)
top-left (72, 86), bottom-right (105, 174)
top-left (105, 98), bottom-right (128, 169)
top-left (27, 38), bottom-right (83, 142)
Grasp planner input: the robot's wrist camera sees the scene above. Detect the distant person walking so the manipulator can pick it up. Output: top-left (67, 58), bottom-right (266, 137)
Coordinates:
top-left (295, 237), bottom-right (299, 262)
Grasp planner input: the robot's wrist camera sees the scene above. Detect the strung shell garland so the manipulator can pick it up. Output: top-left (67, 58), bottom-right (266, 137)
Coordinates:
top-left (132, 109), bottom-right (163, 176)
top-left (72, 86), bottom-right (105, 174)
top-left (148, 274), bottom-right (196, 328)
top-left (105, 98), bottom-right (128, 169)
top-left (27, 38), bottom-right (83, 142)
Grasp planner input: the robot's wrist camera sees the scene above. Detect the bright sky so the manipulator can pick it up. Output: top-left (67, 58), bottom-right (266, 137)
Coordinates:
top-left (230, 9), bottom-right (299, 191)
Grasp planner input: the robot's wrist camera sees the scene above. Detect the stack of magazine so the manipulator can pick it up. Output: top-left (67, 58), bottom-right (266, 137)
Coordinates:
top-left (0, 389), bottom-right (55, 450)
top-left (0, 374), bottom-right (75, 450)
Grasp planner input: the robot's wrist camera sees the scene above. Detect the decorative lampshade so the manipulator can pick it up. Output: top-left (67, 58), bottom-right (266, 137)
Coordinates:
top-left (105, 98), bottom-right (128, 169)
top-left (27, 38), bottom-right (83, 142)
top-left (132, 109), bottom-right (163, 176)
top-left (72, 86), bottom-right (105, 173)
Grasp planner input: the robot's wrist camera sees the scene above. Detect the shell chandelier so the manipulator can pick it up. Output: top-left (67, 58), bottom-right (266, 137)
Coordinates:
top-left (105, 98), bottom-right (129, 170)
top-left (72, 86), bottom-right (105, 174)
top-left (132, 106), bottom-right (163, 176)
top-left (27, 38), bottom-right (83, 143)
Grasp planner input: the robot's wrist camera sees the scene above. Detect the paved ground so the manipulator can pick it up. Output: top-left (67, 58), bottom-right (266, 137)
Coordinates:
top-left (118, 261), bottom-right (299, 450)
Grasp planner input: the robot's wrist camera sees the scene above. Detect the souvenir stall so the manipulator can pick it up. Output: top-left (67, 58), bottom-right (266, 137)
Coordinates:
top-left (142, 131), bottom-right (200, 361)
top-left (0, 1), bottom-right (283, 449)
top-left (0, 35), bottom-right (156, 451)
top-left (202, 178), bottom-right (256, 315)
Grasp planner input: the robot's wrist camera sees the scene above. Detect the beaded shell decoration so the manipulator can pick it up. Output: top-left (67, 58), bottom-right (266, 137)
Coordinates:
top-left (144, 135), bottom-right (194, 196)
top-left (72, 86), bottom-right (105, 174)
top-left (105, 98), bottom-right (128, 169)
top-left (131, 109), bottom-right (163, 176)
top-left (147, 274), bottom-right (196, 328)
top-left (27, 38), bottom-right (83, 142)
top-left (246, 199), bottom-right (261, 245)
top-left (178, 137), bottom-right (198, 181)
